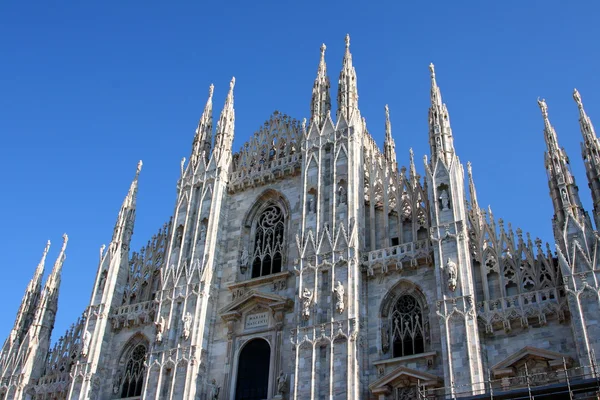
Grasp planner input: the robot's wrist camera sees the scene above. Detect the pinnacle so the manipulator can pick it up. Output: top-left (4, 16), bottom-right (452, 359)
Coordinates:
top-left (208, 83), bottom-right (214, 99)
top-left (345, 34), bottom-right (350, 49)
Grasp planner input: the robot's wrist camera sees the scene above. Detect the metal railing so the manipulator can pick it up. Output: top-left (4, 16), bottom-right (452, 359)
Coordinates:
top-left (417, 353), bottom-right (600, 399)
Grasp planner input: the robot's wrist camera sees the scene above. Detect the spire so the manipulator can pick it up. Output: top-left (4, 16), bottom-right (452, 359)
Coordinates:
top-left (190, 84), bottom-right (214, 167)
top-left (112, 161), bottom-right (142, 248)
top-left (336, 34), bottom-right (359, 122)
top-left (537, 98), bottom-right (588, 231)
top-left (43, 234), bottom-right (68, 295)
top-left (429, 63), bottom-right (443, 109)
top-left (428, 63), bottom-right (455, 165)
top-left (4, 241), bottom-right (51, 347)
top-left (310, 44), bottom-right (331, 128)
top-left (213, 77), bottom-right (236, 162)
top-left (573, 89), bottom-right (600, 229)
top-left (383, 105), bottom-right (397, 164)
top-left (28, 240), bottom-right (51, 294)
top-left (409, 148), bottom-right (417, 183)
top-left (467, 161), bottom-right (479, 211)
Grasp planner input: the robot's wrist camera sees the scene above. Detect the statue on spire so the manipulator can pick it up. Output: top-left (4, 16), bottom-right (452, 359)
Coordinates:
top-left (310, 43), bottom-right (331, 128)
top-left (337, 34), bottom-right (359, 122)
top-left (537, 98), bottom-right (548, 118)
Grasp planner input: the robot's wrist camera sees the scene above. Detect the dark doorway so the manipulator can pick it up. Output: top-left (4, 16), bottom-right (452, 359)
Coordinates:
top-left (235, 338), bottom-right (270, 400)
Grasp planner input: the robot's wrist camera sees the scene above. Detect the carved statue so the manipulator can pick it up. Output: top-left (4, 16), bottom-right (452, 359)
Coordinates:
top-left (366, 263), bottom-right (374, 277)
top-left (175, 225), bottom-right (184, 248)
top-left (98, 270), bottom-right (107, 292)
top-left (301, 288), bottom-right (313, 320)
top-left (210, 379), bottom-right (220, 400)
top-left (182, 312), bottom-right (192, 340)
top-left (277, 371), bottom-right (287, 394)
top-left (381, 325), bottom-right (389, 353)
top-left (446, 258), bottom-right (457, 292)
top-left (240, 246), bottom-right (249, 269)
top-left (561, 188), bottom-right (569, 203)
top-left (81, 330), bottom-right (91, 357)
top-left (307, 194), bottom-right (315, 213)
top-left (200, 222), bottom-right (207, 241)
top-left (112, 374), bottom-right (122, 395)
top-left (439, 189), bottom-right (449, 210)
top-left (333, 281), bottom-right (345, 314)
top-left (155, 316), bottom-right (165, 343)
top-left (338, 185), bottom-right (347, 205)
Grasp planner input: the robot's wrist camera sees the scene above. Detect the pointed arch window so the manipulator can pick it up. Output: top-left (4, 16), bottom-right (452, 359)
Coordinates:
top-left (120, 344), bottom-right (147, 398)
top-left (251, 205), bottom-right (285, 278)
top-left (391, 295), bottom-right (425, 358)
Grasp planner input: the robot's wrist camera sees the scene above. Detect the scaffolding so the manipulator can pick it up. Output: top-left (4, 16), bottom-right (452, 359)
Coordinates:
top-left (418, 353), bottom-right (600, 400)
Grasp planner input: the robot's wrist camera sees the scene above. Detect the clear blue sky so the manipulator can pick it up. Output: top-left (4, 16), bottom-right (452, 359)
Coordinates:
top-left (1, 1), bottom-right (599, 341)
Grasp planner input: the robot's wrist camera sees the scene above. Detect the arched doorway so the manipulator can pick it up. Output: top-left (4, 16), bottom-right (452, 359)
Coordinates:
top-left (235, 338), bottom-right (270, 400)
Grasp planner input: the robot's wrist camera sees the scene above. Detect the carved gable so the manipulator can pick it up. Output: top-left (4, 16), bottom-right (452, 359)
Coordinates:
top-left (219, 290), bottom-right (292, 322)
top-left (491, 346), bottom-right (573, 379)
top-left (368, 365), bottom-right (441, 396)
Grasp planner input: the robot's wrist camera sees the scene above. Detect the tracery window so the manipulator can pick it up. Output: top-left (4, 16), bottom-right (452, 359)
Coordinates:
top-left (391, 295), bottom-right (425, 358)
top-left (251, 205), bottom-right (284, 278)
top-left (120, 344), bottom-right (146, 398)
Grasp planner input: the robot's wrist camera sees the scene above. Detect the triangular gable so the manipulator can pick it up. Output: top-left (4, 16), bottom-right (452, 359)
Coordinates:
top-left (491, 346), bottom-right (573, 378)
top-left (219, 290), bottom-right (291, 320)
top-left (369, 365), bottom-right (441, 395)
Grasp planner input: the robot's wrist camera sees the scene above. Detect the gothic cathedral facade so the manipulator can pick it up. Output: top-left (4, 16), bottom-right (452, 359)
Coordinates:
top-left (2, 35), bottom-right (600, 400)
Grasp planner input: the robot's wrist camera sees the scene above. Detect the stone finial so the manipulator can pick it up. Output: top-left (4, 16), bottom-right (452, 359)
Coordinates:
top-left (61, 233), bottom-right (69, 250)
top-left (136, 160), bottom-right (143, 177)
top-left (345, 34), bottom-right (350, 48)
top-left (208, 84), bottom-right (214, 99)
top-left (229, 77), bottom-right (236, 90)
top-left (429, 63), bottom-right (436, 78)
top-left (320, 43), bottom-right (326, 55)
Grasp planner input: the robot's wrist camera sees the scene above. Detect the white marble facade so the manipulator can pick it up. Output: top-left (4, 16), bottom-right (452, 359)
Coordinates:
top-left (2, 35), bottom-right (600, 400)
